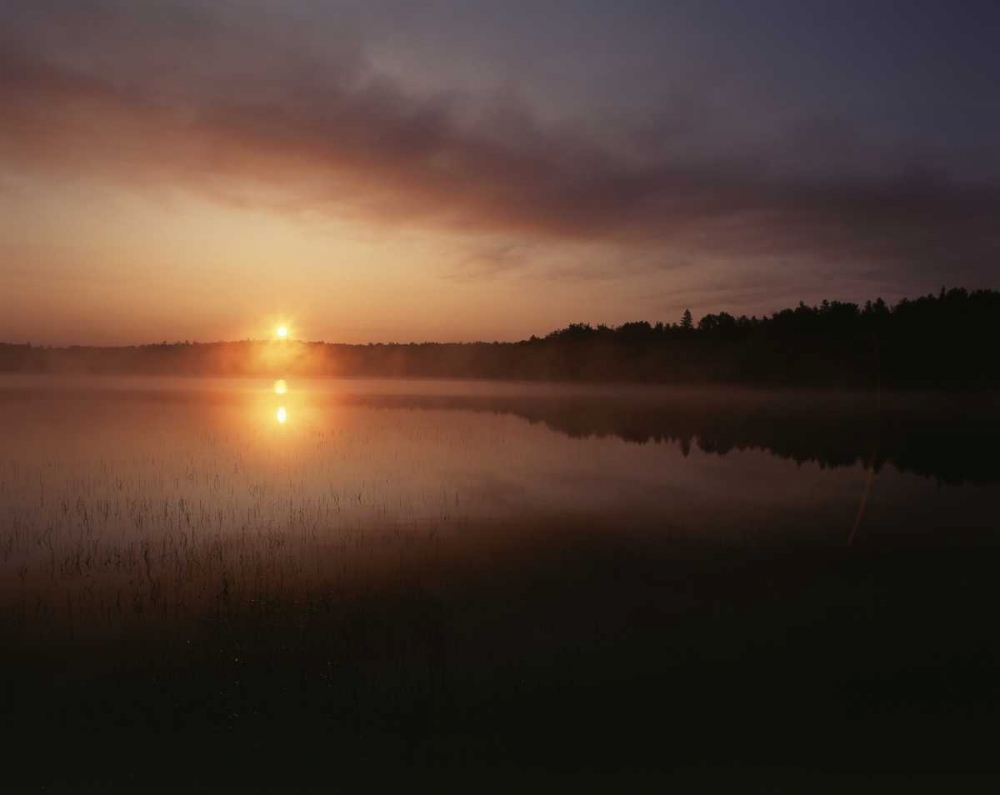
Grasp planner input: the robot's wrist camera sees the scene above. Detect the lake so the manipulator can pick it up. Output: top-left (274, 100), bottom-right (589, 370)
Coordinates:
top-left (2, 376), bottom-right (997, 791)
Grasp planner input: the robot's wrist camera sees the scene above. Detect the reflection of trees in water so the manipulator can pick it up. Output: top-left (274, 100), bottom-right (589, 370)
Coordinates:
top-left (343, 392), bottom-right (1000, 485)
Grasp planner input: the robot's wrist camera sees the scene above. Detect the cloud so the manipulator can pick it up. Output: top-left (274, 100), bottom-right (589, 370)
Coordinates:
top-left (2, 0), bottom-right (999, 289)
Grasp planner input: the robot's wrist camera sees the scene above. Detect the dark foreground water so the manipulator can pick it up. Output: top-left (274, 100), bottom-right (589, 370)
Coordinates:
top-left (1, 377), bottom-right (997, 792)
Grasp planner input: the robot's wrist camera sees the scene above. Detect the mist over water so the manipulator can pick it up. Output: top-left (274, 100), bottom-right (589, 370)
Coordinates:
top-left (3, 376), bottom-right (995, 549)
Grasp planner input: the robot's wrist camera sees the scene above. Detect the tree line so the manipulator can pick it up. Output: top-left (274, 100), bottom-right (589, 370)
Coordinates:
top-left (1, 287), bottom-right (997, 387)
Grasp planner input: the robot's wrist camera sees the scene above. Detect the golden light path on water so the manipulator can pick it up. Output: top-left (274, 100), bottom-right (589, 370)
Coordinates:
top-left (274, 375), bottom-right (291, 425)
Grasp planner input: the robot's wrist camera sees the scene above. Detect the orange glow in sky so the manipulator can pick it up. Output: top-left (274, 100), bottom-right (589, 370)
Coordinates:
top-left (2, 1), bottom-right (982, 347)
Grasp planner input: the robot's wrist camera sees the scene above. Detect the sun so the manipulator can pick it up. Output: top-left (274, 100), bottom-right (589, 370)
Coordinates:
top-left (276, 406), bottom-right (287, 425)
top-left (275, 325), bottom-right (289, 339)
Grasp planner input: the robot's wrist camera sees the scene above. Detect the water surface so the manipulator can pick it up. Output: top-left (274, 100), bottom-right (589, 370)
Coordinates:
top-left (3, 376), bottom-right (995, 548)
top-left (2, 376), bottom-right (997, 790)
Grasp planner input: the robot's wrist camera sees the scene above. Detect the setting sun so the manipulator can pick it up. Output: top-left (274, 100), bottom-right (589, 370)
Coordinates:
top-left (276, 326), bottom-right (289, 339)
top-left (276, 406), bottom-right (287, 424)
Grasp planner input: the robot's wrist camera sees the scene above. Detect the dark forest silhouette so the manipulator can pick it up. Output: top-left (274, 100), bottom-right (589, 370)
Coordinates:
top-left (2, 288), bottom-right (998, 386)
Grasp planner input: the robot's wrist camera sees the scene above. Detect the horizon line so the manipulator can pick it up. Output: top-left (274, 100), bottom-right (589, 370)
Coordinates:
top-left (3, 286), bottom-right (995, 350)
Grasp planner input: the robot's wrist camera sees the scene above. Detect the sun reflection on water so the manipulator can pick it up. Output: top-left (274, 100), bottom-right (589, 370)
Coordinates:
top-left (276, 406), bottom-right (287, 425)
top-left (274, 379), bottom-right (288, 395)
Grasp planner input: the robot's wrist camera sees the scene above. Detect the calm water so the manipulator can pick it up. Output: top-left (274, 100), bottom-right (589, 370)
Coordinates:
top-left (2, 376), bottom-right (998, 790)
top-left (2, 376), bottom-right (996, 547)
top-left (1, 375), bottom-right (997, 617)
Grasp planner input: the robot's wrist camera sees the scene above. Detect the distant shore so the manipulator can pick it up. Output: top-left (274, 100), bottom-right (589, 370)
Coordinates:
top-left (3, 288), bottom-right (998, 388)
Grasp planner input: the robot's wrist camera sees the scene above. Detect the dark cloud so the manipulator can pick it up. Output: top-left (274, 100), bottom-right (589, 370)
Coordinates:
top-left (2, 0), bottom-right (998, 289)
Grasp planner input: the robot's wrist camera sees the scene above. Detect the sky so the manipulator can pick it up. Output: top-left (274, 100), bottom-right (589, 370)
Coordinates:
top-left (2, 0), bottom-right (999, 345)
